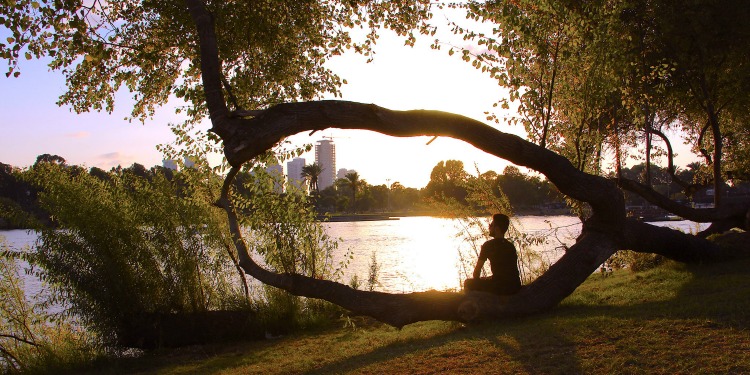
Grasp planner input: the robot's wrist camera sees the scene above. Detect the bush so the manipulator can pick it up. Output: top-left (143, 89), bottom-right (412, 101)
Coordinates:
top-left (24, 163), bottom-right (249, 346)
top-left (608, 250), bottom-right (666, 272)
top-left (1, 241), bottom-right (101, 374)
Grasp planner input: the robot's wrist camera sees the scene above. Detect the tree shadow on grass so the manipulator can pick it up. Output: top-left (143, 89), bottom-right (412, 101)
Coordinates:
top-left (98, 259), bottom-right (750, 374)
top-left (304, 259), bottom-right (750, 374)
top-left (302, 318), bottom-right (583, 374)
top-left (559, 258), bottom-right (750, 330)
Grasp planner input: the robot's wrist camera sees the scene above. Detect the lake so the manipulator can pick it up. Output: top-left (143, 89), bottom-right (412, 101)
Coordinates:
top-left (1, 216), bottom-right (707, 296)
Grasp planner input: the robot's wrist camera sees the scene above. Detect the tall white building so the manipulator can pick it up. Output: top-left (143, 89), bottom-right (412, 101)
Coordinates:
top-left (337, 168), bottom-right (355, 179)
top-left (287, 157), bottom-right (306, 190)
top-left (184, 156), bottom-right (196, 169)
top-left (315, 139), bottom-right (336, 190)
top-left (265, 164), bottom-right (284, 194)
top-left (162, 159), bottom-right (178, 171)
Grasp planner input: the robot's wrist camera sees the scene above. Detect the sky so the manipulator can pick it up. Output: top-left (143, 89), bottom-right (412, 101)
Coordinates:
top-left (0, 11), bottom-right (697, 189)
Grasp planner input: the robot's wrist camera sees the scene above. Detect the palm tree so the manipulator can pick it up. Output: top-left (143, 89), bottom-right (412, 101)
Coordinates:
top-left (301, 163), bottom-right (323, 193)
top-left (344, 171), bottom-right (360, 212)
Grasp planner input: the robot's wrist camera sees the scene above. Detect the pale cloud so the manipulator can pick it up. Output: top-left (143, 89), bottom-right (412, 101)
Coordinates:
top-left (65, 131), bottom-right (91, 139)
top-left (96, 152), bottom-right (131, 169)
top-left (99, 152), bottom-right (122, 160)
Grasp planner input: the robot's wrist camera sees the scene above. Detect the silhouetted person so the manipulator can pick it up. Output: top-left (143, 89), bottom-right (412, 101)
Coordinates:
top-left (464, 213), bottom-right (522, 295)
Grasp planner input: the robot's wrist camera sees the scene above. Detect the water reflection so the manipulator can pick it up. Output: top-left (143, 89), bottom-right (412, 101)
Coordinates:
top-left (324, 216), bottom-right (707, 293)
top-left (325, 216), bottom-right (583, 293)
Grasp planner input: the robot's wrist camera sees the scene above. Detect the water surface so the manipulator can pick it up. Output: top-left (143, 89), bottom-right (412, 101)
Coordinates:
top-left (1, 216), bottom-right (707, 295)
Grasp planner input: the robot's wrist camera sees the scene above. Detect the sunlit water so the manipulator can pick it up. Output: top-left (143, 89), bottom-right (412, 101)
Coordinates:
top-left (1, 216), bottom-right (708, 297)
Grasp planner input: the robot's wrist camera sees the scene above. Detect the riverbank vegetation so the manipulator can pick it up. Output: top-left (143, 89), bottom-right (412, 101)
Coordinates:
top-left (41, 255), bottom-right (750, 374)
top-left (0, 153), bottom-right (351, 372)
top-left (7, 155), bottom-right (746, 229)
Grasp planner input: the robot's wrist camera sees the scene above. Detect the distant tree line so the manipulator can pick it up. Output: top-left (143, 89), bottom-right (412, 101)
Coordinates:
top-left (7, 156), bottom-right (748, 227)
top-left (0, 155), bottom-right (181, 229)
top-left (2, 155), bottom-right (568, 226)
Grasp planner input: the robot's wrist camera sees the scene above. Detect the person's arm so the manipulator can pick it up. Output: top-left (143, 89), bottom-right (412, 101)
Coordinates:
top-left (473, 246), bottom-right (487, 279)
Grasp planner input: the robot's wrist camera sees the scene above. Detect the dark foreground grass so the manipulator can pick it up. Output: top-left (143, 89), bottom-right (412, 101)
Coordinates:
top-left (85, 259), bottom-right (750, 374)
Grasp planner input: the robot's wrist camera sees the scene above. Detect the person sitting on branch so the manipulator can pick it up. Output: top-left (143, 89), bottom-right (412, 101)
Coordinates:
top-left (464, 213), bottom-right (522, 295)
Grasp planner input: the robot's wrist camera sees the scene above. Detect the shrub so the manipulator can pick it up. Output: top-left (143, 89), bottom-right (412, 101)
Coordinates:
top-left (1, 241), bottom-right (101, 374)
top-left (24, 163), bottom-right (249, 345)
top-left (608, 250), bottom-right (666, 272)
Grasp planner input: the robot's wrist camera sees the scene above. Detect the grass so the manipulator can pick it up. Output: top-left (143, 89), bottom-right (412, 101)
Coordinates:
top-left (79, 258), bottom-right (750, 374)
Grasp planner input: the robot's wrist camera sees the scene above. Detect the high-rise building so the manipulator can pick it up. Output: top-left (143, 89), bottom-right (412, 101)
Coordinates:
top-left (162, 159), bottom-right (178, 171)
top-left (315, 139), bottom-right (336, 190)
top-left (265, 164), bottom-right (284, 194)
top-left (287, 157), bottom-right (306, 190)
top-left (337, 168), bottom-right (355, 179)
top-left (184, 156), bottom-right (196, 169)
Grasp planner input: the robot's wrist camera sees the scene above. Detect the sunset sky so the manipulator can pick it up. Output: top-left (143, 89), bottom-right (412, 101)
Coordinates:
top-left (0, 14), bottom-right (696, 189)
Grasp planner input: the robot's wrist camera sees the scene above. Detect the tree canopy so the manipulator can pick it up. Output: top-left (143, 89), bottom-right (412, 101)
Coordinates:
top-left (458, 0), bottom-right (750, 231)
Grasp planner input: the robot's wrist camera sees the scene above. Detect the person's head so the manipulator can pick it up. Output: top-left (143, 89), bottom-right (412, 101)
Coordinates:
top-left (489, 213), bottom-right (510, 237)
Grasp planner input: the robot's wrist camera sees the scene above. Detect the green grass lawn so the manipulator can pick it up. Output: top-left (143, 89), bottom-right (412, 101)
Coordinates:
top-left (87, 259), bottom-right (750, 374)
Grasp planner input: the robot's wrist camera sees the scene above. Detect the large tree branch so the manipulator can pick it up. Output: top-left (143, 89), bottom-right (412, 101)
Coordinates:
top-left (184, 1), bottom-right (743, 326)
top-left (617, 177), bottom-right (749, 223)
top-left (620, 219), bottom-right (738, 262)
top-left (210, 100), bottom-right (750, 325)
top-left (224, 101), bottom-right (625, 223)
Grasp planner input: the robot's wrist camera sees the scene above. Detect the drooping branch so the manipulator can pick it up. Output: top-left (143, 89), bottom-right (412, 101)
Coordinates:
top-left (215, 158), bottom-right (627, 325)
top-left (647, 127), bottom-right (695, 191)
top-left (0, 333), bottom-right (40, 347)
top-left (621, 219), bottom-right (739, 262)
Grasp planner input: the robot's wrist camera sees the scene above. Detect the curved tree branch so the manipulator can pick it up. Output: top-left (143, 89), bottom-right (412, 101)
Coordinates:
top-left (184, 0), bottom-right (742, 326)
top-left (617, 177), bottom-right (749, 223)
top-left (222, 101), bottom-right (625, 223)
top-left (647, 127), bottom-right (695, 191)
top-left (210, 99), bottom-right (741, 326)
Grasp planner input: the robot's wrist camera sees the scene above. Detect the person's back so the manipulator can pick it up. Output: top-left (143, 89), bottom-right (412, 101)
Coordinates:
top-left (480, 237), bottom-right (521, 294)
top-left (464, 214), bottom-right (522, 295)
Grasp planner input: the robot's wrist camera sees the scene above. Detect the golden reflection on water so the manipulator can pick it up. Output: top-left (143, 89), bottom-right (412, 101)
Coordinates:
top-left (324, 216), bottom-right (705, 294)
top-left (324, 216), bottom-right (581, 294)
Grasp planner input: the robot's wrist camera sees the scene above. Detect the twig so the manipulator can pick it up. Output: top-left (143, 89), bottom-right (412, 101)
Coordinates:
top-left (0, 333), bottom-right (40, 347)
